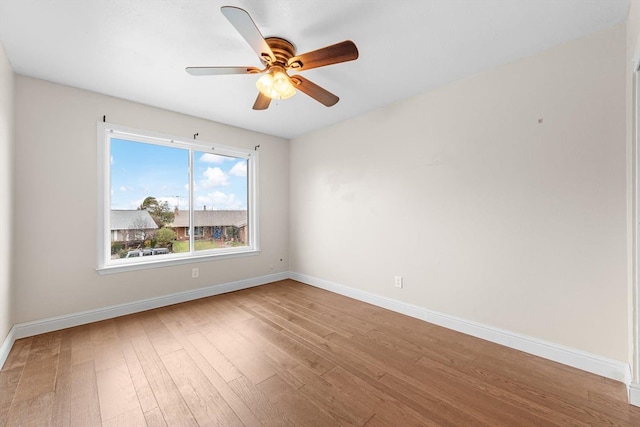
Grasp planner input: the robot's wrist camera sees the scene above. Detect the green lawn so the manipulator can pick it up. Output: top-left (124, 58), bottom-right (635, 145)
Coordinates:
top-left (172, 240), bottom-right (227, 253)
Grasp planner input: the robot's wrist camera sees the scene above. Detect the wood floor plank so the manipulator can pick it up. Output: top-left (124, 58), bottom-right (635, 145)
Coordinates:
top-left (161, 349), bottom-right (244, 426)
top-left (115, 319), bottom-right (160, 414)
top-left (70, 324), bottom-right (94, 366)
top-left (417, 353), bottom-right (606, 425)
top-left (259, 284), bottom-right (376, 336)
top-left (96, 362), bottom-right (142, 422)
top-left (130, 334), bottom-right (197, 426)
top-left (207, 294), bottom-right (256, 323)
top-left (144, 406), bottom-right (168, 427)
top-left (159, 315), bottom-right (263, 427)
top-left (91, 320), bottom-right (126, 373)
top-left (4, 391), bottom-right (55, 427)
top-left (326, 330), bottom-right (422, 373)
top-left (228, 374), bottom-right (291, 426)
top-left (375, 371), bottom-right (491, 426)
top-left (291, 364), bottom-right (375, 426)
top-left (240, 294), bottom-right (336, 338)
top-left (0, 337), bottom-right (37, 425)
top-left (441, 354), bottom-right (640, 425)
top-left (231, 330), bottom-right (307, 392)
top-left (158, 304), bottom-right (244, 383)
top-left (256, 374), bottom-right (337, 427)
top-left (11, 332), bottom-right (61, 403)
top-left (70, 360), bottom-right (102, 426)
top-left (3, 279), bottom-right (640, 426)
top-left (470, 344), bottom-right (621, 404)
top-left (0, 367), bottom-right (22, 426)
top-left (189, 330), bottom-right (244, 382)
top-left (279, 326), bottom-right (387, 380)
top-left (230, 313), bottom-right (334, 392)
top-left (199, 319), bottom-right (277, 385)
top-left (238, 300), bottom-right (388, 380)
top-left (138, 311), bottom-right (183, 357)
top-left (210, 331), bottom-right (276, 384)
top-left (363, 327), bottom-right (433, 362)
top-left (235, 315), bottom-right (335, 376)
top-left (338, 329), bottom-right (558, 426)
top-left (322, 366), bottom-right (437, 427)
top-left (387, 349), bottom-right (569, 425)
top-left (101, 406), bottom-right (147, 427)
top-left (50, 331), bottom-right (73, 426)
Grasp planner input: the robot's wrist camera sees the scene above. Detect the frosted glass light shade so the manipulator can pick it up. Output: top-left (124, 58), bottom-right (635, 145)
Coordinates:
top-left (256, 68), bottom-right (296, 100)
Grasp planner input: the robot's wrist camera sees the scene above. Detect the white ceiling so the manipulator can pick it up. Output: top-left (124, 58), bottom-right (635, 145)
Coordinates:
top-left (0, 0), bottom-right (631, 139)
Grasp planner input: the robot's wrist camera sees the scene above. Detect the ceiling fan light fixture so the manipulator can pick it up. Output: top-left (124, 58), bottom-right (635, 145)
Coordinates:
top-left (256, 68), bottom-right (296, 100)
top-left (188, 7), bottom-right (359, 110)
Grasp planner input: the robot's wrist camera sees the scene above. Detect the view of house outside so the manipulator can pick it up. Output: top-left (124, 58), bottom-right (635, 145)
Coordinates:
top-left (109, 138), bottom-right (249, 259)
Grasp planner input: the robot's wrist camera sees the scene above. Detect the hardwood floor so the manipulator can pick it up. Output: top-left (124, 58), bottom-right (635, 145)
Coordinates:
top-left (1, 279), bottom-right (639, 426)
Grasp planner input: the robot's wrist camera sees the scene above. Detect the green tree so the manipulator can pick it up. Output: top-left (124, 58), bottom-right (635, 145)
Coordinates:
top-left (156, 227), bottom-right (176, 248)
top-left (139, 196), bottom-right (158, 210)
top-left (138, 196), bottom-right (174, 227)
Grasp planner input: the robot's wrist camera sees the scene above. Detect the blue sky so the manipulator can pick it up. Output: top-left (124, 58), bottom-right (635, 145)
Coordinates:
top-left (110, 138), bottom-right (248, 211)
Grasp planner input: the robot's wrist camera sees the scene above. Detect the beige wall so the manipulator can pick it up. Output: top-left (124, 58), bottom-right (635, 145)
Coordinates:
top-left (12, 76), bottom-right (289, 323)
top-left (0, 42), bottom-right (14, 342)
top-left (627, 0), bottom-right (640, 382)
top-left (290, 25), bottom-right (628, 361)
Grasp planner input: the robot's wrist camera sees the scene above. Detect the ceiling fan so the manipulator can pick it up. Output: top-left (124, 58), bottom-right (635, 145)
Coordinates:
top-left (186, 6), bottom-right (359, 110)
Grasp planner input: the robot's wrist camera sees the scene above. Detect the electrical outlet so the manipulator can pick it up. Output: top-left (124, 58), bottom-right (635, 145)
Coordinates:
top-left (394, 276), bottom-right (403, 288)
top-left (192, 267), bottom-right (199, 279)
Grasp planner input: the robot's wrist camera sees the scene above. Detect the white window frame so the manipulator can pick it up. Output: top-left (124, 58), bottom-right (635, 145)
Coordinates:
top-left (96, 122), bottom-right (259, 274)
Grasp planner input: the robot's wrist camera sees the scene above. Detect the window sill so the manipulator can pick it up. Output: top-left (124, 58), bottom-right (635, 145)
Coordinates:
top-left (96, 249), bottom-right (260, 275)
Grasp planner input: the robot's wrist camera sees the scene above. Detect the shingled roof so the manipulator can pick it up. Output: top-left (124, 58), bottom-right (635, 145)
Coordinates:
top-left (170, 210), bottom-right (247, 228)
top-left (110, 210), bottom-right (158, 230)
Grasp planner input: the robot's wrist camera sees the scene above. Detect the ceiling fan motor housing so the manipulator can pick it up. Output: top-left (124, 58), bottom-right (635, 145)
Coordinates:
top-left (264, 37), bottom-right (297, 67)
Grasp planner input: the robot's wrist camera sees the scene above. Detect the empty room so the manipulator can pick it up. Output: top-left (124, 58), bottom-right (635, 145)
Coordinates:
top-left (2, 0), bottom-right (640, 425)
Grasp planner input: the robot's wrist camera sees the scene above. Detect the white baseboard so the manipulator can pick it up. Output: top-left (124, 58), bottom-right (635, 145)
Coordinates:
top-left (0, 271), bottom-right (288, 369)
top-left (630, 383), bottom-right (640, 407)
top-left (0, 325), bottom-right (16, 369)
top-left (1, 270), bottom-right (633, 391)
top-left (290, 272), bottom-right (632, 385)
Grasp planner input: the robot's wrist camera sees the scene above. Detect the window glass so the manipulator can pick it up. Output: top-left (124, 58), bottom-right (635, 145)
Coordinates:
top-left (192, 151), bottom-right (248, 252)
top-left (110, 138), bottom-right (189, 258)
top-left (98, 123), bottom-right (258, 272)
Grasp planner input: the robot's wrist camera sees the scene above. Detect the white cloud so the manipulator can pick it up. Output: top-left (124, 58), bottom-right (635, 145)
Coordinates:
top-left (199, 153), bottom-right (228, 164)
top-left (196, 191), bottom-right (244, 210)
top-left (229, 161), bottom-right (247, 177)
top-left (131, 198), bottom-right (144, 210)
top-left (157, 196), bottom-right (175, 207)
top-left (119, 185), bottom-right (134, 192)
top-left (200, 167), bottom-right (229, 188)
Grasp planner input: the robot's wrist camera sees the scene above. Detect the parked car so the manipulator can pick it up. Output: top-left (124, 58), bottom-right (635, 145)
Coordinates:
top-left (125, 248), bottom-right (169, 258)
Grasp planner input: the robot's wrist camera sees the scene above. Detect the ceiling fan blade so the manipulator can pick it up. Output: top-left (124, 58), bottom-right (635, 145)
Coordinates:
top-left (186, 66), bottom-right (261, 76)
top-left (291, 75), bottom-right (339, 107)
top-left (221, 6), bottom-right (276, 65)
top-left (253, 92), bottom-right (271, 110)
top-left (287, 40), bottom-right (358, 71)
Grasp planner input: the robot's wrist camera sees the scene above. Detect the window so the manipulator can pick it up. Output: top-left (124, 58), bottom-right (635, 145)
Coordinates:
top-left (187, 226), bottom-right (205, 238)
top-left (97, 122), bottom-right (258, 273)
